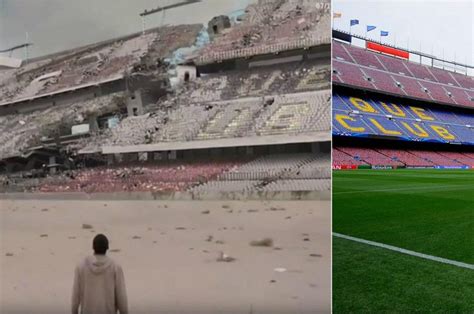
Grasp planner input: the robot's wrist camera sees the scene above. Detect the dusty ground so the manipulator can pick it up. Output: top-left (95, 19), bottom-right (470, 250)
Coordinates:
top-left (0, 200), bottom-right (330, 314)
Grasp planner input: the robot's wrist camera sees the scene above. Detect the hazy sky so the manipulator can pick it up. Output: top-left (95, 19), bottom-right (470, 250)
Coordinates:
top-left (0, 0), bottom-right (254, 58)
top-left (333, 0), bottom-right (473, 73)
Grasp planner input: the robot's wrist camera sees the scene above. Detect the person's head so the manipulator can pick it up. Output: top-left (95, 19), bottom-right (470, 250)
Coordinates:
top-left (93, 234), bottom-right (109, 255)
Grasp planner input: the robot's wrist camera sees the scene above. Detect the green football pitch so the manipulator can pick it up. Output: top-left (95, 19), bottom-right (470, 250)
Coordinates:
top-left (332, 169), bottom-right (474, 313)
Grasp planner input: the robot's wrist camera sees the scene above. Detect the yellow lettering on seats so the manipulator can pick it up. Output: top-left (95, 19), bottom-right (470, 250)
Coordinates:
top-left (349, 97), bottom-right (377, 113)
top-left (431, 125), bottom-right (455, 140)
top-left (411, 107), bottom-right (434, 120)
top-left (369, 118), bottom-right (402, 135)
top-left (400, 122), bottom-right (429, 137)
top-left (335, 114), bottom-right (365, 132)
top-left (381, 102), bottom-right (406, 117)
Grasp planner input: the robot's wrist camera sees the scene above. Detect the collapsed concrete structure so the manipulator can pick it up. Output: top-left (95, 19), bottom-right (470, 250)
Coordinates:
top-left (0, 0), bottom-right (331, 194)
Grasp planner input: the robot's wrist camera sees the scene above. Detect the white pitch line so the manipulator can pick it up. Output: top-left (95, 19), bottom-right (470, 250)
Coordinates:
top-left (333, 232), bottom-right (474, 270)
top-left (333, 184), bottom-right (473, 195)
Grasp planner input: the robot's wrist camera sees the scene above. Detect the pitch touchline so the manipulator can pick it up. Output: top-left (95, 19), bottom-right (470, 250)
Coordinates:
top-left (333, 233), bottom-right (474, 270)
top-left (333, 184), bottom-right (473, 195)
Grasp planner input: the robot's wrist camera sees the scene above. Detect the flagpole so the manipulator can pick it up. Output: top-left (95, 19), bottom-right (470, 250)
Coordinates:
top-left (454, 52), bottom-right (456, 73)
top-left (420, 41), bottom-right (422, 64)
top-left (431, 44), bottom-right (434, 67)
top-left (442, 48), bottom-right (445, 69)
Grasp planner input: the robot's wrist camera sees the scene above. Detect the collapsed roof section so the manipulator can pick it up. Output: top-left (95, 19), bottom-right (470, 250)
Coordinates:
top-left (194, 0), bottom-right (331, 65)
top-left (0, 24), bottom-right (203, 107)
top-left (0, 93), bottom-right (126, 161)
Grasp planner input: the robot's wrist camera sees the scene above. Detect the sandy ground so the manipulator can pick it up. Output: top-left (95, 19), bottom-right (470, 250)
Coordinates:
top-left (0, 200), bottom-right (330, 314)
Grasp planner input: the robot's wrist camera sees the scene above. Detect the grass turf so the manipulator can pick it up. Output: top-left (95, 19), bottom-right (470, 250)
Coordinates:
top-left (333, 169), bottom-right (474, 313)
top-left (333, 169), bottom-right (474, 263)
top-left (333, 237), bottom-right (474, 313)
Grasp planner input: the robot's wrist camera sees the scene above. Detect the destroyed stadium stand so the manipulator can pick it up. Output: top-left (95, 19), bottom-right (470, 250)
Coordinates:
top-left (0, 153), bottom-right (330, 193)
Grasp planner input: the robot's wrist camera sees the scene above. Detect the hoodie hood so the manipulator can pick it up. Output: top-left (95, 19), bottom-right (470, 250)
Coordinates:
top-left (85, 255), bottom-right (113, 274)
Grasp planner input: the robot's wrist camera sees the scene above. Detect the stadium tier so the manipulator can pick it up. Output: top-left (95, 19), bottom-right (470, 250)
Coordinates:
top-left (0, 25), bottom-right (202, 105)
top-left (333, 92), bottom-right (474, 145)
top-left (333, 147), bottom-right (474, 168)
top-left (90, 91), bottom-right (330, 149)
top-left (184, 60), bottom-right (330, 102)
top-left (0, 93), bottom-right (125, 160)
top-left (0, 1), bottom-right (331, 196)
top-left (0, 152), bottom-right (330, 193)
top-left (196, 0), bottom-right (330, 65)
top-left (332, 40), bottom-right (474, 108)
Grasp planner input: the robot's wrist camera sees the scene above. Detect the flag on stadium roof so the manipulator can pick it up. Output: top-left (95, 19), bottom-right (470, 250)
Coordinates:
top-left (380, 30), bottom-right (389, 36)
top-left (367, 25), bottom-right (376, 32)
top-left (333, 12), bottom-right (342, 18)
top-left (350, 19), bottom-right (359, 26)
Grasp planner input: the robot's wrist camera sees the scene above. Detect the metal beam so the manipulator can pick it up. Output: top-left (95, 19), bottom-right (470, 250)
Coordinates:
top-left (139, 0), bottom-right (201, 16)
top-left (0, 43), bottom-right (33, 53)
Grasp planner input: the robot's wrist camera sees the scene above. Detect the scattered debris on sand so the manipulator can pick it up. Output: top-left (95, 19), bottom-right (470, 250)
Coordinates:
top-left (250, 238), bottom-right (273, 247)
top-left (206, 235), bottom-right (213, 242)
top-left (216, 251), bottom-right (236, 262)
top-left (268, 207), bottom-right (286, 211)
top-left (215, 240), bottom-right (225, 245)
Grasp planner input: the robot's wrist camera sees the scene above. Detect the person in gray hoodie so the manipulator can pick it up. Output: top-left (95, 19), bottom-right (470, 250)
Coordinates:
top-left (72, 234), bottom-right (128, 314)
